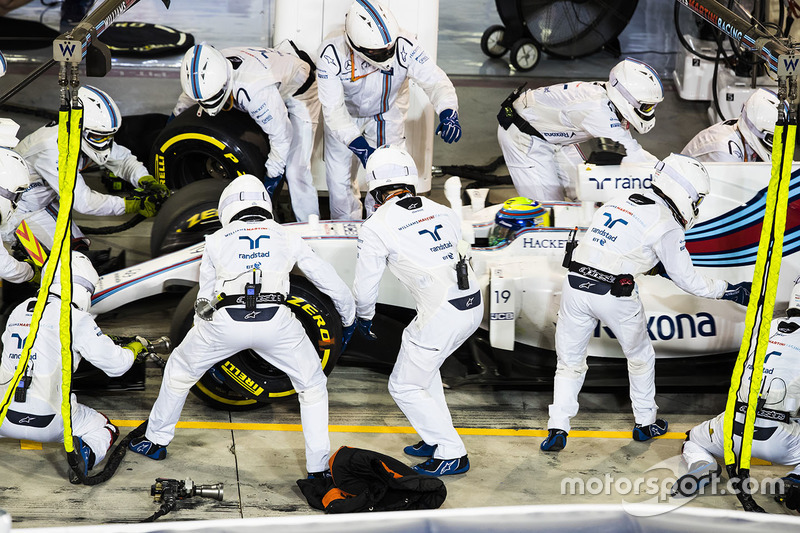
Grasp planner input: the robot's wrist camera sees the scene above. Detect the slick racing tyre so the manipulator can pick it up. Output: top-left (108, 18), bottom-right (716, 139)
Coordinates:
top-left (150, 179), bottom-right (228, 257)
top-left (171, 276), bottom-right (344, 411)
top-left (150, 105), bottom-right (269, 190)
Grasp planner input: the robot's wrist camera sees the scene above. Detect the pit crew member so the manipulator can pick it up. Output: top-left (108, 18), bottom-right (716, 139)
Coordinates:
top-left (0, 251), bottom-right (146, 480)
top-left (497, 57), bottom-right (663, 201)
top-left (670, 282), bottom-right (800, 505)
top-left (682, 88), bottom-right (784, 163)
top-left (129, 175), bottom-right (356, 478)
top-left (317, 0), bottom-right (461, 220)
top-left (174, 41), bottom-right (320, 222)
top-left (541, 154), bottom-right (752, 452)
top-left (353, 146), bottom-right (482, 476)
top-left (10, 86), bottom-right (167, 250)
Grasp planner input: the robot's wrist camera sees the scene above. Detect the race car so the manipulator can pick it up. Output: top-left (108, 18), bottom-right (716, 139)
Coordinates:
top-left (79, 158), bottom-right (800, 409)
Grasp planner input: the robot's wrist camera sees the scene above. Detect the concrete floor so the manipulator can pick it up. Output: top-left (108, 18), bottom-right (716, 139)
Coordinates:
top-left (1, 0), bottom-right (799, 530)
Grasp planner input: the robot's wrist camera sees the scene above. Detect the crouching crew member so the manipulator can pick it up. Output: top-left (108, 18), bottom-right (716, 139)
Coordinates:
top-left (0, 252), bottom-right (146, 479)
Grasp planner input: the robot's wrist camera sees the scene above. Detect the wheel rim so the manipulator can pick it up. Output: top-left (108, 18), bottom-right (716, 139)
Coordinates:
top-left (516, 44), bottom-right (539, 70)
top-left (487, 30), bottom-right (505, 55)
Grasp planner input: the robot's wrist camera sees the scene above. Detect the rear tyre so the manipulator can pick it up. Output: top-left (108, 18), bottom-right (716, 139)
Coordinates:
top-left (171, 277), bottom-right (344, 411)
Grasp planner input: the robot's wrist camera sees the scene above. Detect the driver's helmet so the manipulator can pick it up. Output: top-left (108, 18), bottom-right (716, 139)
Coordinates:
top-left (488, 197), bottom-right (551, 246)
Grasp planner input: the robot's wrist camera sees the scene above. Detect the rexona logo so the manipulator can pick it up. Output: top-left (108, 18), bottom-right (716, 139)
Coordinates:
top-left (594, 312), bottom-right (716, 341)
top-left (588, 174), bottom-right (653, 190)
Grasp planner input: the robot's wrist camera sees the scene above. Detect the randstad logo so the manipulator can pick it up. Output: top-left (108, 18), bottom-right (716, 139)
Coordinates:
top-left (588, 174), bottom-right (653, 190)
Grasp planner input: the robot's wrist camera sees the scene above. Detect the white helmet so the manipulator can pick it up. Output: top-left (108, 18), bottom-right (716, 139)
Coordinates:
top-left (651, 153), bottom-right (710, 230)
top-left (78, 86), bottom-right (121, 166)
top-left (180, 44), bottom-right (233, 117)
top-left (738, 88), bottom-right (783, 162)
top-left (366, 145), bottom-right (418, 203)
top-left (0, 147), bottom-right (30, 226)
top-left (607, 58), bottom-right (664, 134)
top-left (345, 0), bottom-right (399, 71)
top-left (0, 51), bottom-right (6, 78)
top-left (218, 175), bottom-right (273, 227)
top-left (49, 251), bottom-right (99, 312)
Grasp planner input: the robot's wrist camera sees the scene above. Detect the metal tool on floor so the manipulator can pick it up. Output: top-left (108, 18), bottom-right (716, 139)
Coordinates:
top-left (143, 478), bottom-right (224, 522)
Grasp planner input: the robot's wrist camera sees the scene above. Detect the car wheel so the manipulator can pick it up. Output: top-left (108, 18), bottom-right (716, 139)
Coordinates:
top-left (510, 39), bottom-right (541, 72)
top-left (480, 25), bottom-right (508, 58)
top-left (150, 105), bottom-right (269, 190)
top-left (171, 277), bottom-right (344, 411)
top-left (150, 179), bottom-right (228, 257)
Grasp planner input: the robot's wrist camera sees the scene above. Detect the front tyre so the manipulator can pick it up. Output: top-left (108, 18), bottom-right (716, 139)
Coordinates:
top-left (150, 105), bottom-right (269, 190)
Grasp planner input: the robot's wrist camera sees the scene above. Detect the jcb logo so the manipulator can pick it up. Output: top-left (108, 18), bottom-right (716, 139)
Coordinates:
top-left (419, 224), bottom-right (444, 241)
top-left (239, 235), bottom-right (270, 249)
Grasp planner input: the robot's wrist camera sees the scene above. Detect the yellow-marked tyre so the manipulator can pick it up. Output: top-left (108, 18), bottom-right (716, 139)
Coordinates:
top-left (150, 179), bottom-right (228, 257)
top-left (150, 105), bottom-right (269, 190)
top-left (171, 276), bottom-right (344, 411)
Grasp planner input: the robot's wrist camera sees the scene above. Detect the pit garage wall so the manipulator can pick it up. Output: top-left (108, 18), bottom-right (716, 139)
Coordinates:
top-left (12, 504), bottom-right (800, 533)
top-left (272, 0), bottom-right (438, 194)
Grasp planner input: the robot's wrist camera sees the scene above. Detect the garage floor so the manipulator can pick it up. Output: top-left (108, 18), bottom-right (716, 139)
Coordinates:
top-left (1, 0), bottom-right (799, 529)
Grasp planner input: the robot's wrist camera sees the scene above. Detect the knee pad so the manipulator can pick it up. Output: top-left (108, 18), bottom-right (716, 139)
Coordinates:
top-left (298, 383), bottom-right (327, 406)
top-left (555, 360), bottom-right (588, 380)
top-left (627, 358), bottom-right (650, 376)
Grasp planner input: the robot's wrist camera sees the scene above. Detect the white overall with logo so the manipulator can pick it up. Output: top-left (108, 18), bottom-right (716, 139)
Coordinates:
top-left (316, 32), bottom-right (458, 220)
top-left (0, 297), bottom-right (134, 463)
top-left (354, 195), bottom-right (483, 460)
top-left (548, 191), bottom-right (727, 432)
top-left (144, 218), bottom-right (355, 473)
top-left (496, 81), bottom-right (656, 202)
top-left (683, 317), bottom-right (800, 475)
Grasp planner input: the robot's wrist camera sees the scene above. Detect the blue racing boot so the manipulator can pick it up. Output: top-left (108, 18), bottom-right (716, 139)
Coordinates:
top-left (540, 429), bottom-right (568, 452)
top-left (404, 440), bottom-right (437, 457)
top-left (129, 435), bottom-right (168, 460)
top-left (633, 419), bottom-right (669, 442)
top-left (412, 455), bottom-right (470, 476)
top-left (68, 437), bottom-right (96, 484)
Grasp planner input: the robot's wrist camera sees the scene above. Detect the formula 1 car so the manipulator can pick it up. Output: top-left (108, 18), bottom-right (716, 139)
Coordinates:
top-left (78, 159), bottom-right (800, 410)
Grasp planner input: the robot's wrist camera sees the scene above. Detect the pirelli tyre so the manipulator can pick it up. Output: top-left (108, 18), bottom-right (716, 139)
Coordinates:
top-left (170, 276), bottom-right (344, 411)
top-left (150, 179), bottom-right (228, 257)
top-left (150, 105), bottom-right (269, 190)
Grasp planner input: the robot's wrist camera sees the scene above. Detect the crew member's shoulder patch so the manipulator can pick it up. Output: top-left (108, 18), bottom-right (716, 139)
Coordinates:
top-left (319, 43), bottom-right (342, 76)
top-left (397, 196), bottom-right (423, 210)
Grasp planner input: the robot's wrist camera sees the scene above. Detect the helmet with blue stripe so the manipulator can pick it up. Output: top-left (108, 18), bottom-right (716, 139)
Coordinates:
top-left (345, 0), bottom-right (399, 70)
top-left (180, 43), bottom-right (233, 117)
top-left (607, 58), bottom-right (663, 134)
top-left (489, 197), bottom-right (551, 246)
top-left (78, 86), bottom-right (122, 166)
